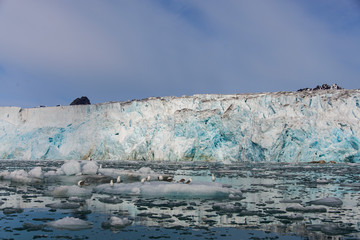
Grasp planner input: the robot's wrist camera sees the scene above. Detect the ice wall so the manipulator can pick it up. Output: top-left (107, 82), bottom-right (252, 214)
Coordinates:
top-left (1, 89), bottom-right (360, 163)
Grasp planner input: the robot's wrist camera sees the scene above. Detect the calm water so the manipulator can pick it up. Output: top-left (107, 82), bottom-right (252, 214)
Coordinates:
top-left (0, 160), bottom-right (359, 240)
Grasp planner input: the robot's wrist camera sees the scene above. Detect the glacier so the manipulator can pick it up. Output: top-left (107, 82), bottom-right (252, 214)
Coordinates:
top-left (0, 89), bottom-right (360, 163)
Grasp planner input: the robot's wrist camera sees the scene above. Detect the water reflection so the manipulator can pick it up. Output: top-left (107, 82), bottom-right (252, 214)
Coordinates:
top-left (0, 160), bottom-right (359, 239)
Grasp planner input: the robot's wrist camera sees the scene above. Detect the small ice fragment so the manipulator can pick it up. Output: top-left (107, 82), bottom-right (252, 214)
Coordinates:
top-left (0, 170), bottom-right (9, 180)
top-left (276, 213), bottom-right (304, 221)
top-left (5, 170), bottom-right (32, 183)
top-left (320, 223), bottom-right (357, 235)
top-left (51, 185), bottom-right (92, 198)
top-left (308, 197), bottom-right (343, 207)
top-left (212, 203), bottom-right (243, 213)
top-left (102, 216), bottom-right (132, 229)
top-left (68, 197), bottom-right (86, 203)
top-left (137, 167), bottom-right (154, 174)
top-left (81, 161), bottom-right (99, 175)
top-left (2, 207), bottom-right (23, 215)
top-left (98, 196), bottom-right (123, 204)
top-left (28, 167), bottom-right (43, 179)
top-left (279, 199), bottom-right (302, 204)
top-left (47, 217), bottom-right (93, 230)
top-left (286, 204), bottom-right (327, 212)
top-left (316, 179), bottom-right (330, 184)
top-left (61, 160), bottom-right (81, 176)
top-left (45, 202), bottom-right (81, 209)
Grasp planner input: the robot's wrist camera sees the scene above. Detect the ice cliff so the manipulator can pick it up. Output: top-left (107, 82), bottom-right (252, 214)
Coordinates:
top-left (1, 89), bottom-right (360, 163)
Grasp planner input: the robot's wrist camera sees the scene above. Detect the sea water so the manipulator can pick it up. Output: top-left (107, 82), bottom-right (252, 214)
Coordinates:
top-left (0, 160), bottom-right (359, 239)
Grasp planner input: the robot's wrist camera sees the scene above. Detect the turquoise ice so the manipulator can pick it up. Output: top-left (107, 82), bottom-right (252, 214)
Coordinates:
top-left (0, 89), bottom-right (359, 162)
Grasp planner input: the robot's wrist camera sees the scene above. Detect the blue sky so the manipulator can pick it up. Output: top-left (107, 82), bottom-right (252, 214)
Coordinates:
top-left (0, 0), bottom-right (359, 107)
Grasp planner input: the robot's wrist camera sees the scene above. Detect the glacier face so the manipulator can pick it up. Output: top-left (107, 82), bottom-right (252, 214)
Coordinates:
top-left (0, 89), bottom-right (360, 163)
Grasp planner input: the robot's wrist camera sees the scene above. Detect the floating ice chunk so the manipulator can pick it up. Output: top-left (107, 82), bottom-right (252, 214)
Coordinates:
top-left (102, 216), bottom-right (132, 229)
top-left (2, 207), bottom-right (23, 215)
top-left (0, 168), bottom-right (43, 183)
top-left (68, 197), bottom-right (86, 203)
top-left (137, 167), bottom-right (154, 175)
top-left (81, 161), bottom-right (99, 175)
top-left (276, 213), bottom-right (304, 221)
top-left (94, 182), bottom-right (241, 199)
top-left (212, 203), bottom-right (243, 213)
top-left (98, 196), bottom-right (123, 204)
top-left (46, 217), bottom-right (93, 230)
top-left (28, 167), bottom-right (43, 179)
top-left (56, 168), bottom-right (65, 175)
top-left (315, 179), bottom-right (330, 184)
top-left (141, 182), bottom-right (240, 199)
top-left (0, 170), bottom-right (9, 180)
top-left (286, 204), bottom-right (327, 213)
top-left (43, 170), bottom-right (58, 177)
top-left (50, 185), bottom-right (92, 198)
top-left (4, 170), bottom-right (33, 183)
top-left (45, 202), bottom-right (80, 209)
top-left (307, 223), bottom-right (357, 235)
top-left (61, 160), bottom-right (81, 176)
top-left (308, 197), bottom-right (343, 207)
top-left (279, 199), bottom-right (302, 204)
top-left (320, 223), bottom-right (357, 235)
top-left (83, 175), bottom-right (113, 184)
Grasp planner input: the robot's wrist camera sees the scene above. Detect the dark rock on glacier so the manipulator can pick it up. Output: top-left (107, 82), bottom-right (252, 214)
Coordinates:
top-left (70, 96), bottom-right (91, 105)
top-left (298, 83), bottom-right (343, 92)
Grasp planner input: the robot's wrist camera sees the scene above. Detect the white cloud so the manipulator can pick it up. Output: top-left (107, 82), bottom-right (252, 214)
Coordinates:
top-left (0, 0), bottom-right (359, 107)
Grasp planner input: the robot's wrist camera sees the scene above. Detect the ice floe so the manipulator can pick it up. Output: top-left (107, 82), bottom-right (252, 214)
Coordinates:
top-left (101, 216), bottom-right (132, 229)
top-left (50, 185), bottom-right (92, 198)
top-left (308, 197), bottom-right (343, 207)
top-left (46, 217), bottom-right (93, 230)
top-left (93, 181), bottom-right (242, 199)
top-left (286, 204), bottom-right (327, 213)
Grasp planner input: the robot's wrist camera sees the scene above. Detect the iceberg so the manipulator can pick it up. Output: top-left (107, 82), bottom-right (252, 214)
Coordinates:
top-left (0, 89), bottom-right (359, 163)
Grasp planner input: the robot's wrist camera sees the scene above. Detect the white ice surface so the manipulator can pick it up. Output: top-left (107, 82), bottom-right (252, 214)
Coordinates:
top-left (50, 185), bottom-right (92, 198)
top-left (108, 216), bottom-right (132, 228)
top-left (28, 167), bottom-right (43, 179)
top-left (81, 161), bottom-right (99, 175)
top-left (93, 181), bottom-right (241, 199)
top-left (1, 90), bottom-right (360, 162)
top-left (46, 217), bottom-right (93, 230)
top-left (61, 160), bottom-right (81, 176)
top-left (308, 197), bottom-right (343, 207)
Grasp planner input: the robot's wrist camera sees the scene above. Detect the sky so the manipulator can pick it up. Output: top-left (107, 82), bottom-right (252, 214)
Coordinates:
top-left (0, 0), bottom-right (359, 107)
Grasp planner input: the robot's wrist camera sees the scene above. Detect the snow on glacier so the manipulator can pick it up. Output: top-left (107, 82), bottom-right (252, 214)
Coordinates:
top-left (0, 89), bottom-right (360, 162)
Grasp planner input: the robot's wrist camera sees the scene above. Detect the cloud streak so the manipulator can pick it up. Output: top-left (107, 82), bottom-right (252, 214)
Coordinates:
top-left (0, 0), bottom-right (359, 107)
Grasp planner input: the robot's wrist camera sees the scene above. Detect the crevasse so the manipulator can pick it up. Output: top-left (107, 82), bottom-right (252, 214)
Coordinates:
top-left (0, 89), bottom-right (359, 163)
